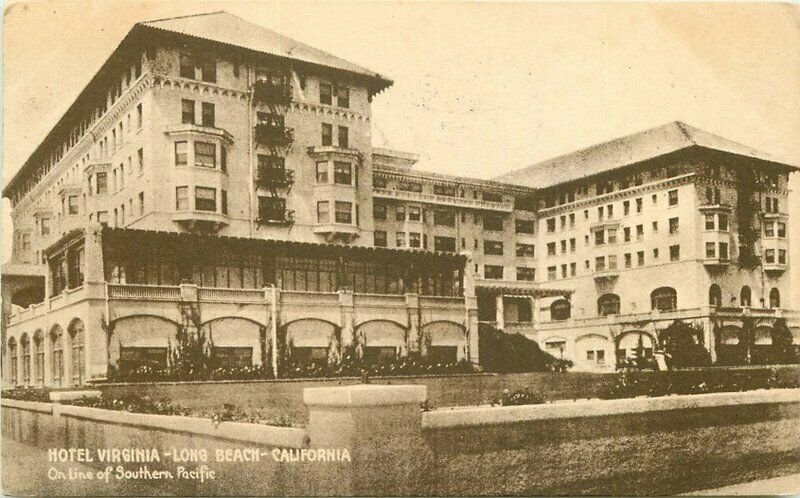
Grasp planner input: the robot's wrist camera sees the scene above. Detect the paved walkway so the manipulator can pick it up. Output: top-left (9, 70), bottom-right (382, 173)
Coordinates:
top-left (686, 473), bottom-right (800, 496)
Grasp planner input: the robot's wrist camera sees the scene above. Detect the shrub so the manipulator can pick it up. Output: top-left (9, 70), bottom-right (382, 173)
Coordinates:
top-left (282, 353), bottom-right (476, 379)
top-left (68, 393), bottom-right (191, 416)
top-left (771, 319), bottom-right (799, 365)
top-left (2, 388), bottom-right (51, 403)
top-left (479, 323), bottom-right (572, 373)
top-left (493, 388), bottom-right (546, 406)
top-left (659, 320), bottom-right (712, 369)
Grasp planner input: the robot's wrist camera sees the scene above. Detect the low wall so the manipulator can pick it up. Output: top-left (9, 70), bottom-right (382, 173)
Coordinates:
top-left (3, 385), bottom-right (800, 496)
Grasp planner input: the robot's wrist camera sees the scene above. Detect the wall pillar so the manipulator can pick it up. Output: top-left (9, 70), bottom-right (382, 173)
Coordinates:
top-left (304, 384), bottom-right (428, 496)
top-left (63, 330), bottom-right (74, 388)
top-left (405, 293), bottom-right (420, 356)
top-left (466, 295), bottom-right (479, 364)
top-left (43, 333), bottom-right (52, 386)
top-left (495, 295), bottom-right (505, 330)
top-left (338, 289), bottom-right (355, 349)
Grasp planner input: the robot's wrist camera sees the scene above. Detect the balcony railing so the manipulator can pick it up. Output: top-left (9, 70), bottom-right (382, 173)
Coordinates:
top-left (253, 79), bottom-right (292, 105)
top-left (107, 284), bottom-right (180, 301)
top-left (372, 187), bottom-right (513, 212)
top-left (197, 287), bottom-right (265, 303)
top-left (258, 208), bottom-right (295, 225)
top-left (254, 123), bottom-right (294, 146)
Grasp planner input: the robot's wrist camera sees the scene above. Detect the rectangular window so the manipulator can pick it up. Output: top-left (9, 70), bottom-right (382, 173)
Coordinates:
top-left (636, 224), bottom-right (644, 240)
top-left (200, 59), bottom-right (216, 83)
top-left (608, 255), bottom-right (618, 270)
top-left (180, 54), bottom-right (194, 78)
top-left (718, 214), bottom-right (728, 231)
top-left (176, 186), bottom-right (189, 210)
top-left (777, 222), bottom-right (786, 238)
top-left (336, 86), bottom-right (350, 108)
top-left (670, 244), bottom-right (680, 261)
top-left (136, 103), bottom-right (143, 129)
top-left (96, 172), bottom-right (108, 194)
top-left (373, 203), bottom-right (387, 221)
top-left (321, 123), bottom-right (333, 146)
top-left (181, 99), bottom-right (195, 124)
top-left (333, 161), bottom-right (352, 185)
top-left (595, 230), bottom-right (605, 245)
top-left (546, 218), bottom-right (556, 233)
top-left (137, 148), bottom-right (144, 174)
top-left (560, 240), bottom-right (567, 254)
top-left (516, 243), bottom-right (535, 258)
top-left (316, 161), bottom-right (328, 183)
top-left (765, 223), bottom-right (775, 237)
top-left (719, 242), bottom-right (729, 260)
top-left (41, 217), bottom-right (50, 235)
top-left (623, 200), bottom-right (630, 215)
top-left (515, 219), bottom-right (535, 234)
top-left (434, 236), bottom-right (456, 253)
top-left (608, 228), bottom-right (617, 244)
top-left (335, 201), bottom-right (352, 223)
top-left (338, 126), bottom-right (349, 148)
top-left (195, 187), bottom-right (216, 212)
top-left (706, 242), bottom-right (716, 258)
top-left (194, 142), bottom-right (216, 168)
top-left (396, 206), bottom-right (405, 221)
top-left (320, 82), bottom-right (332, 105)
top-left (435, 209), bottom-right (456, 226)
top-left (705, 214), bottom-right (715, 230)
top-left (221, 190), bottom-right (227, 215)
top-left (624, 253), bottom-right (632, 268)
top-left (636, 197), bottom-right (643, 213)
top-left (547, 266), bottom-right (557, 281)
top-left (547, 242), bottom-right (556, 256)
top-left (669, 217), bottom-right (679, 234)
top-left (484, 265), bottom-right (503, 280)
top-left (396, 232), bottom-right (406, 248)
top-left (68, 195), bottom-right (79, 215)
top-left (595, 256), bottom-right (606, 272)
top-left (668, 189), bottom-right (679, 206)
top-left (374, 230), bottom-right (387, 247)
top-left (399, 182), bottom-right (423, 192)
top-left (765, 249), bottom-right (775, 264)
top-left (570, 238), bottom-right (576, 252)
top-left (484, 215), bottom-right (504, 231)
top-left (517, 267), bottom-right (535, 281)
top-left (484, 241), bottom-right (504, 255)
top-left (139, 192), bottom-right (145, 215)
top-left (570, 262), bottom-right (577, 277)
top-left (409, 232), bottom-right (421, 248)
top-left (434, 184), bottom-right (456, 197)
top-left (316, 201), bottom-right (330, 223)
top-left (201, 102), bottom-right (215, 127)
top-left (561, 264), bottom-right (568, 279)
top-left (623, 226), bottom-right (631, 242)
top-left (637, 251), bottom-right (645, 267)
top-left (408, 206), bottom-right (421, 222)
top-left (778, 249), bottom-right (786, 264)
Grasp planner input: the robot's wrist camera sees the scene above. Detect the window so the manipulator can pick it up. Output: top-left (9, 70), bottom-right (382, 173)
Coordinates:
top-left (408, 232), bottom-right (421, 248)
top-left (484, 241), bottom-right (504, 255)
top-left (334, 201), bottom-right (352, 224)
top-left (181, 99), bottom-right (195, 124)
top-left (770, 288), bottom-right (780, 309)
top-left (484, 215), bottom-right (504, 231)
top-left (396, 232), bottom-right (406, 248)
top-left (651, 287), bottom-right (677, 311)
top-left (669, 217), bottom-right (679, 234)
top-left (623, 227), bottom-right (631, 242)
top-left (623, 200), bottom-right (630, 215)
top-left (137, 148), bottom-right (144, 174)
top-left (139, 192), bottom-right (145, 215)
top-left (779, 249), bottom-right (787, 264)
top-left (484, 265), bottom-right (503, 280)
top-left (598, 206), bottom-right (604, 220)
top-left (515, 219), bottom-right (535, 234)
top-left (560, 240), bottom-right (567, 254)
top-left (315, 161), bottom-right (329, 183)
top-left (434, 236), bottom-right (456, 252)
top-left (179, 54), bottom-right (194, 78)
top-left (200, 59), bottom-right (216, 83)
top-left (607, 204), bottom-right (614, 219)
top-left (719, 242), bottom-right (729, 260)
top-left (336, 86), bottom-right (350, 108)
top-left (765, 248), bottom-right (776, 264)
top-left (636, 197), bottom-right (643, 213)
top-left (669, 244), bottom-right (680, 261)
top-left (637, 251), bottom-right (645, 267)
top-left (201, 102), bottom-right (215, 127)
top-left (777, 222), bottom-right (786, 238)
top-left (334, 161), bottom-right (352, 185)
top-left (338, 126), bottom-right (349, 148)
top-left (547, 266), bottom-right (557, 281)
top-left (709, 284), bottom-right (722, 307)
top-left (68, 195), bottom-right (79, 215)
top-left (321, 123), bottom-right (333, 146)
top-left (594, 230), bottom-right (605, 245)
top-left (570, 239), bottom-right (576, 252)
top-left (668, 189), bottom-right (678, 206)
top-left (41, 217), bottom-right (50, 235)
top-left (705, 214), bottom-right (715, 230)
top-left (636, 225), bottom-right (644, 240)
top-left (175, 186), bottom-right (189, 210)
top-left (194, 142), bottom-right (216, 168)
top-left (435, 209), bottom-right (456, 226)
top-left (547, 242), bottom-right (556, 256)
top-left (598, 293), bottom-right (620, 316)
top-left (546, 218), bottom-right (556, 233)
top-left (718, 214), bottom-right (728, 231)
top-left (96, 172), bottom-right (108, 194)
top-left (706, 242), bottom-right (716, 258)
top-left (624, 253), bottom-right (632, 268)
top-left (319, 82), bottom-right (332, 105)
top-left (195, 187), bottom-right (216, 212)
top-left (399, 182), bottom-right (423, 192)
top-left (595, 256), bottom-right (606, 272)
top-left (373, 203), bottom-right (387, 220)
top-left (517, 267), bottom-right (535, 281)
top-left (608, 228), bottom-right (617, 244)
top-left (434, 184), bottom-right (456, 196)
top-left (396, 206), bottom-right (405, 221)
top-left (408, 206), bottom-right (422, 222)
top-left (317, 201), bottom-right (330, 223)
top-left (550, 299), bottom-right (571, 321)
top-left (740, 286), bottom-right (752, 307)
top-left (136, 103), bottom-right (143, 129)
top-left (516, 243), bottom-right (535, 258)
top-left (374, 230), bottom-right (387, 247)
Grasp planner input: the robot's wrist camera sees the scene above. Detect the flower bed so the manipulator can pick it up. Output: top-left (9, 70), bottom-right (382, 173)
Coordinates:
top-left (1, 388), bottom-right (51, 403)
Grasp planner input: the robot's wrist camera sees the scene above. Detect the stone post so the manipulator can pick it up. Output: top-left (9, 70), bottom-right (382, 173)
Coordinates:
top-left (338, 289), bottom-right (355, 348)
top-left (303, 384), bottom-right (428, 496)
top-left (405, 293), bottom-right (420, 356)
top-left (465, 295), bottom-right (479, 364)
top-left (495, 294), bottom-right (505, 331)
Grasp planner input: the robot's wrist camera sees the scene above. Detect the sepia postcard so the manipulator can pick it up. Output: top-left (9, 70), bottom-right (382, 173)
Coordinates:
top-left (2, 1), bottom-right (800, 496)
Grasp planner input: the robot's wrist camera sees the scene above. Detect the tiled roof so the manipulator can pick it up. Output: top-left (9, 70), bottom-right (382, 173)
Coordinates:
top-left (496, 121), bottom-right (799, 189)
top-left (141, 12), bottom-right (392, 90)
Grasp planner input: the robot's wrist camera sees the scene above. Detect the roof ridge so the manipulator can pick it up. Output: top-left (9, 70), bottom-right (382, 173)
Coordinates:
top-left (139, 10), bottom-right (227, 25)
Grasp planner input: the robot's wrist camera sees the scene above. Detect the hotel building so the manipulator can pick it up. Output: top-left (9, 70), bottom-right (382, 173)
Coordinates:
top-left (2, 12), bottom-right (797, 387)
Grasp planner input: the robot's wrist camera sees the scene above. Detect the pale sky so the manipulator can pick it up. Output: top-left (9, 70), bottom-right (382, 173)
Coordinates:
top-left (3, 1), bottom-right (800, 303)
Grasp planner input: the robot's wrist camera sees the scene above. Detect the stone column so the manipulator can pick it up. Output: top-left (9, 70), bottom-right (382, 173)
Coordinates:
top-left (405, 293), bottom-right (420, 356)
top-left (338, 289), bottom-right (355, 348)
top-left (465, 295), bottom-right (479, 364)
top-left (43, 334), bottom-right (52, 386)
top-left (304, 384), bottom-right (428, 496)
top-left (495, 295), bottom-right (505, 331)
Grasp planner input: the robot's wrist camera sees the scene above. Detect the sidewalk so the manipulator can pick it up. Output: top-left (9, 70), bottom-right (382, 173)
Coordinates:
top-left (685, 473), bottom-right (800, 496)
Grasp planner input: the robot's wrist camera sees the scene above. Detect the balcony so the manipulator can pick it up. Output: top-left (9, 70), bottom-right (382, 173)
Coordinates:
top-left (761, 238), bottom-right (788, 273)
top-left (171, 211), bottom-right (230, 232)
top-left (254, 123), bottom-right (294, 147)
top-left (253, 79), bottom-right (292, 105)
top-left (313, 223), bottom-right (360, 243)
top-left (258, 207), bottom-right (294, 225)
top-left (372, 187), bottom-right (513, 212)
top-left (256, 166), bottom-right (295, 188)
top-left (703, 256), bottom-right (731, 268)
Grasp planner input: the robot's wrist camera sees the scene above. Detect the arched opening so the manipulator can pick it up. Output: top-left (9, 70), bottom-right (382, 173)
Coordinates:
top-left (751, 326), bottom-right (775, 365)
top-left (597, 293), bottom-right (621, 316)
top-left (68, 319), bottom-right (85, 386)
top-left (716, 325), bottom-right (743, 365)
top-left (616, 331), bottom-right (655, 366)
top-left (357, 320), bottom-right (406, 363)
top-left (8, 337), bottom-right (18, 386)
top-left (20, 334), bottom-right (31, 387)
top-left (575, 334), bottom-right (610, 369)
top-left (33, 330), bottom-right (45, 386)
top-left (109, 315), bottom-right (179, 373)
top-left (50, 325), bottom-right (65, 387)
top-left (285, 319), bottom-right (338, 363)
top-left (421, 321), bottom-right (466, 362)
top-left (740, 286), bottom-right (752, 307)
top-left (201, 317), bottom-right (263, 368)
top-left (709, 284), bottom-right (722, 307)
top-left (550, 299), bottom-right (571, 321)
top-left (769, 288), bottom-right (780, 309)
top-left (651, 287), bottom-right (677, 312)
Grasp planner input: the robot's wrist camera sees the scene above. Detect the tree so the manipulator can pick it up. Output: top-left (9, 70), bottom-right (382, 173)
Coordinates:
top-left (659, 320), bottom-right (711, 369)
top-left (771, 318), bottom-right (798, 364)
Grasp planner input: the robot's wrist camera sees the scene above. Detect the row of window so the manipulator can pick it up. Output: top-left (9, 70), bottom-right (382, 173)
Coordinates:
top-left (176, 186), bottom-right (228, 214)
top-left (545, 246), bottom-right (683, 281)
top-left (316, 160), bottom-right (353, 185)
top-left (175, 140), bottom-right (226, 170)
top-left (709, 284), bottom-right (782, 308)
top-left (6, 325), bottom-right (85, 387)
top-left (316, 201), bottom-right (354, 225)
top-left (545, 190), bottom-right (678, 233)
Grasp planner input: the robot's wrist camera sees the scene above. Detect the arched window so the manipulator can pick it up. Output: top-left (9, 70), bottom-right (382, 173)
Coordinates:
top-left (8, 338), bottom-right (18, 386)
top-left (769, 288), bottom-right (780, 309)
top-left (20, 334), bottom-right (31, 387)
top-left (597, 293), bottom-right (621, 316)
top-left (709, 284), bottom-right (722, 307)
top-left (69, 319), bottom-right (85, 386)
top-left (651, 287), bottom-right (677, 312)
top-left (740, 286), bottom-right (752, 307)
top-left (550, 299), bottom-right (571, 321)
top-left (51, 326), bottom-right (64, 387)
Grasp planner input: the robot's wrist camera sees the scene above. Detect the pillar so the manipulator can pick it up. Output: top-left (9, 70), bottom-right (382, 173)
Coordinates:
top-left (303, 384), bottom-right (428, 496)
top-left (338, 289), bottom-right (354, 348)
top-left (466, 295), bottom-right (479, 364)
top-left (43, 333), bottom-right (52, 386)
top-left (406, 293), bottom-right (420, 356)
top-left (495, 295), bottom-right (505, 330)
